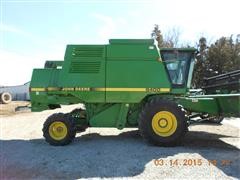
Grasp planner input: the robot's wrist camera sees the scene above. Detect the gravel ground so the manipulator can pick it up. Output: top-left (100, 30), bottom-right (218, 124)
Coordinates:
top-left (0, 102), bottom-right (240, 179)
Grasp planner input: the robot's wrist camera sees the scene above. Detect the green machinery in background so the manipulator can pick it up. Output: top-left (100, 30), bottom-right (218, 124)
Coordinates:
top-left (30, 39), bottom-right (240, 146)
top-left (202, 70), bottom-right (240, 94)
top-left (187, 70), bottom-right (240, 123)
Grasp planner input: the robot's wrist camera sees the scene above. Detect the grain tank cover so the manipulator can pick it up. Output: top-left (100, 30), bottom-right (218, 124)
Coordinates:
top-left (107, 39), bottom-right (158, 60)
top-left (109, 39), bottom-right (154, 45)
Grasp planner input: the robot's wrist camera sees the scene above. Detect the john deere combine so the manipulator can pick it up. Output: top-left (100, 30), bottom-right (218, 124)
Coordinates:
top-left (30, 39), bottom-right (240, 146)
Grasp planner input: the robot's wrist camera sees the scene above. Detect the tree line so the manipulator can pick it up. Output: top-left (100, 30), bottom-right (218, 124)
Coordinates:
top-left (151, 25), bottom-right (240, 88)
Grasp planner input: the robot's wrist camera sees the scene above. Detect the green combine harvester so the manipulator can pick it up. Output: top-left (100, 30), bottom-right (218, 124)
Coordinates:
top-left (30, 39), bottom-right (240, 146)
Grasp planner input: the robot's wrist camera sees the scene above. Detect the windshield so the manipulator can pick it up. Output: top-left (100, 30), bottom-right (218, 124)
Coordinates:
top-left (161, 50), bottom-right (194, 87)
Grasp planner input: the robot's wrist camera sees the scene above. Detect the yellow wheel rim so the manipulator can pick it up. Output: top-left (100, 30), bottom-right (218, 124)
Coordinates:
top-left (49, 121), bottom-right (68, 140)
top-left (151, 111), bottom-right (177, 137)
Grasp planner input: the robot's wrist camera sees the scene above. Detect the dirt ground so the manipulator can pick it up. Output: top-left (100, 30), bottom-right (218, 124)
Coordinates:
top-left (0, 101), bottom-right (30, 115)
top-left (0, 102), bottom-right (239, 179)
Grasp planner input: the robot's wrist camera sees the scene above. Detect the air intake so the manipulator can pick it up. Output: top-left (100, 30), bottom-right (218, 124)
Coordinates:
top-left (69, 61), bottom-right (101, 73)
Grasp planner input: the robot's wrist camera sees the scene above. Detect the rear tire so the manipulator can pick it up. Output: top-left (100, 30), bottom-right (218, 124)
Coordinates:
top-left (43, 113), bottom-right (76, 146)
top-left (1, 92), bottom-right (12, 104)
top-left (139, 98), bottom-right (187, 146)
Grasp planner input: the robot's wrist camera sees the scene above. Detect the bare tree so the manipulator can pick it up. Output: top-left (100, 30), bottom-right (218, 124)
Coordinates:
top-left (151, 25), bottom-right (181, 48)
top-left (163, 27), bottom-right (181, 48)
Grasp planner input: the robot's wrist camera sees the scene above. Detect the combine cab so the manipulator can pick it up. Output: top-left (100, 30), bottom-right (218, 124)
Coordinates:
top-left (30, 39), bottom-right (240, 146)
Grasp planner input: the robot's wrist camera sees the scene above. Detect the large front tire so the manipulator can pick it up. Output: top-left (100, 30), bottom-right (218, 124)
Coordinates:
top-left (139, 98), bottom-right (187, 146)
top-left (43, 113), bottom-right (76, 146)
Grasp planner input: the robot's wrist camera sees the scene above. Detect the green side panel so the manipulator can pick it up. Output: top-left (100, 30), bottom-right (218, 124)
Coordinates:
top-left (59, 91), bottom-right (105, 103)
top-left (177, 94), bottom-right (240, 117)
top-left (107, 42), bottom-right (158, 60)
top-left (216, 95), bottom-right (240, 116)
top-left (30, 69), bottom-right (61, 111)
top-left (30, 91), bottom-right (48, 112)
top-left (30, 92), bottom-right (79, 112)
top-left (89, 103), bottom-right (127, 128)
top-left (126, 103), bottom-right (142, 127)
top-left (106, 61), bottom-right (169, 86)
top-left (191, 94), bottom-right (240, 116)
top-left (105, 92), bottom-right (147, 103)
top-left (106, 61), bottom-right (171, 102)
top-left (168, 88), bottom-right (186, 94)
top-left (176, 97), bottom-right (220, 115)
top-left (105, 42), bottom-right (170, 102)
top-left (115, 104), bottom-right (130, 129)
top-left (58, 45), bottom-right (106, 102)
top-left (30, 69), bottom-right (60, 88)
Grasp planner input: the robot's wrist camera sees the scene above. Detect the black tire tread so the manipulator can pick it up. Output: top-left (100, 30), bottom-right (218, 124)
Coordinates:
top-left (43, 113), bottom-right (76, 146)
top-left (138, 98), bottom-right (187, 146)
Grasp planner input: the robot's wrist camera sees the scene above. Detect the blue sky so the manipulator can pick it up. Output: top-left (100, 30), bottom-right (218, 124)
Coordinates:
top-left (0, 0), bottom-right (239, 85)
